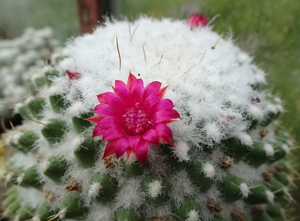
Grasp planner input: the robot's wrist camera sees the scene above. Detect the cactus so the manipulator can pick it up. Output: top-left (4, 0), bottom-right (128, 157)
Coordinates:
top-left (1, 16), bottom-right (296, 221)
top-left (0, 27), bottom-right (60, 118)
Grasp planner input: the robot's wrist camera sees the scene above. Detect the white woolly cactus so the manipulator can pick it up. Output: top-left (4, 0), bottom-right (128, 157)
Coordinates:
top-left (1, 16), bottom-right (296, 221)
top-left (0, 27), bottom-right (60, 117)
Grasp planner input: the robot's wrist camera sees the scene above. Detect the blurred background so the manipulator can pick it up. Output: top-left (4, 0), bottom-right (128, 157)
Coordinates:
top-left (0, 0), bottom-right (299, 216)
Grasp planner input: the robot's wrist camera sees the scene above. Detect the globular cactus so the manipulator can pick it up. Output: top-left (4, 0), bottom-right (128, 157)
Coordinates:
top-left (1, 16), bottom-right (296, 221)
top-left (0, 27), bottom-right (60, 118)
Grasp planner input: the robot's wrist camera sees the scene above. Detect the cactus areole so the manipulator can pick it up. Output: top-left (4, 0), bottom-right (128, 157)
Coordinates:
top-left (2, 15), bottom-right (295, 221)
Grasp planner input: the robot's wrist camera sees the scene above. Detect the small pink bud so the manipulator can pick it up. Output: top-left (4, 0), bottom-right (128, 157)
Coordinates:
top-left (251, 97), bottom-right (261, 103)
top-left (66, 70), bottom-right (81, 80)
top-left (187, 13), bottom-right (208, 28)
top-left (226, 115), bottom-right (235, 121)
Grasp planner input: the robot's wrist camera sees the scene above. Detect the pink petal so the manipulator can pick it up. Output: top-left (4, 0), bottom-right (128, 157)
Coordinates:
top-left (152, 109), bottom-right (180, 123)
top-left (158, 86), bottom-right (168, 98)
top-left (125, 148), bottom-right (133, 161)
top-left (153, 123), bottom-right (172, 137)
top-left (159, 119), bottom-right (177, 124)
top-left (149, 99), bottom-right (175, 116)
top-left (115, 137), bottom-right (130, 158)
top-left (102, 140), bottom-right (117, 159)
top-left (143, 81), bottom-right (162, 99)
top-left (97, 92), bottom-right (127, 110)
top-left (102, 128), bottom-right (124, 141)
top-left (92, 124), bottom-right (106, 137)
top-left (85, 115), bottom-right (104, 124)
top-left (113, 80), bottom-right (132, 104)
top-left (94, 104), bottom-right (116, 117)
top-left (142, 129), bottom-right (159, 145)
top-left (128, 136), bottom-right (141, 150)
top-left (96, 93), bottom-right (106, 104)
top-left (127, 73), bottom-right (137, 90)
top-left (153, 123), bottom-right (174, 146)
top-left (135, 139), bottom-right (149, 164)
top-left (131, 78), bottom-right (144, 103)
top-left (142, 93), bottom-right (161, 110)
top-left (159, 136), bottom-right (175, 147)
top-left (98, 116), bottom-right (119, 129)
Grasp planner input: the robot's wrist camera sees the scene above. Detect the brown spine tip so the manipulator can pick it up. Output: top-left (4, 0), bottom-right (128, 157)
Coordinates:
top-left (103, 155), bottom-right (117, 169)
top-left (206, 198), bottom-right (223, 213)
top-left (251, 206), bottom-right (265, 216)
top-left (44, 190), bottom-right (55, 203)
top-left (65, 179), bottom-right (82, 192)
top-left (260, 129), bottom-right (269, 139)
top-left (35, 154), bottom-right (44, 163)
top-left (231, 208), bottom-right (246, 221)
top-left (218, 156), bottom-right (234, 169)
top-left (274, 165), bottom-right (283, 173)
top-left (262, 172), bottom-right (271, 182)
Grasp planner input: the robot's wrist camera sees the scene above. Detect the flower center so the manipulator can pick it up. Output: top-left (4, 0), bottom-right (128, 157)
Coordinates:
top-left (122, 107), bottom-right (152, 135)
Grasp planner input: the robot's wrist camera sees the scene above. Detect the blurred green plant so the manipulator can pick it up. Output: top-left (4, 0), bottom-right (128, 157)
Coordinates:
top-left (0, 0), bottom-right (79, 40)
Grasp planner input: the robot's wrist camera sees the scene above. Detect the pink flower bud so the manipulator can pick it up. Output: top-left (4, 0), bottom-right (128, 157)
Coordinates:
top-left (187, 13), bottom-right (208, 28)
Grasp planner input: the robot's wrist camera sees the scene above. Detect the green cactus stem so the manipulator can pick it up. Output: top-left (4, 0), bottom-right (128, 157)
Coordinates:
top-left (43, 155), bottom-right (69, 182)
top-left (41, 118), bottom-right (68, 145)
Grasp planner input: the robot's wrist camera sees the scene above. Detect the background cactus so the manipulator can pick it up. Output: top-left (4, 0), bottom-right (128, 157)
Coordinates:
top-left (0, 27), bottom-right (60, 118)
top-left (1, 17), bottom-right (296, 221)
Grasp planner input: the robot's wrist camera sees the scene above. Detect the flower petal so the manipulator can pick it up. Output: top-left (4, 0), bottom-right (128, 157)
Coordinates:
top-left (152, 109), bottom-right (181, 123)
top-left (142, 129), bottom-right (159, 145)
top-left (102, 128), bottom-right (124, 141)
top-left (149, 99), bottom-right (175, 116)
top-left (97, 92), bottom-right (127, 110)
top-left (159, 136), bottom-right (175, 147)
top-left (131, 78), bottom-right (144, 103)
top-left (135, 139), bottom-right (149, 164)
top-left (158, 86), bottom-right (168, 97)
top-left (86, 115), bottom-right (104, 124)
top-left (98, 116), bottom-right (119, 129)
top-left (94, 104), bottom-right (116, 117)
top-left (153, 123), bottom-right (174, 146)
top-left (115, 137), bottom-right (130, 158)
top-left (125, 148), bottom-right (133, 161)
top-left (92, 124), bottom-right (106, 137)
top-left (143, 81), bottom-right (162, 99)
top-left (128, 136), bottom-right (141, 150)
top-left (102, 140), bottom-right (117, 159)
top-left (142, 93), bottom-right (161, 110)
top-left (153, 123), bottom-right (172, 137)
top-left (127, 73), bottom-right (137, 90)
top-left (113, 80), bottom-right (133, 105)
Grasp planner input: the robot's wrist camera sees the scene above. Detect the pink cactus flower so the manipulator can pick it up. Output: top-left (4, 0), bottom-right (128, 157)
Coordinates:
top-left (187, 13), bottom-right (208, 28)
top-left (87, 73), bottom-right (180, 164)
